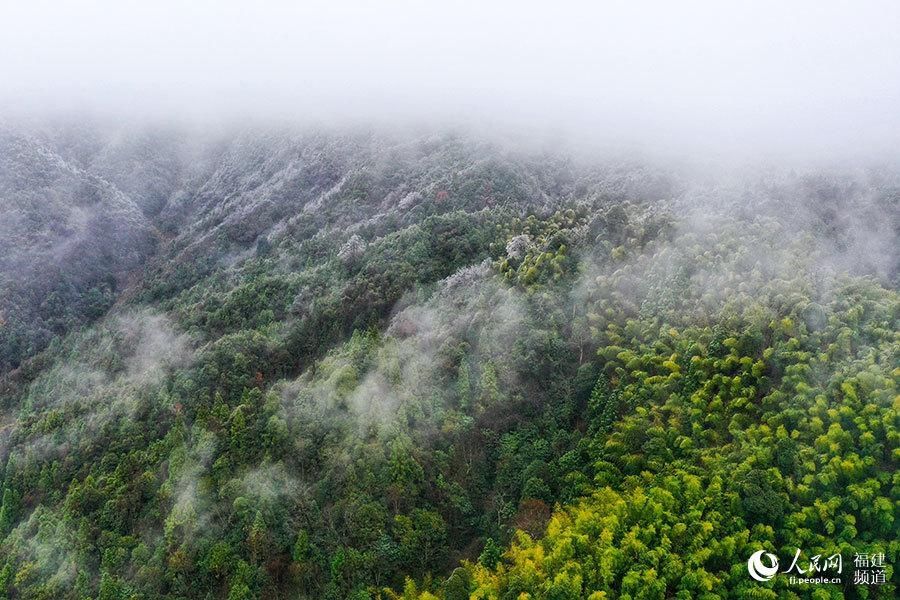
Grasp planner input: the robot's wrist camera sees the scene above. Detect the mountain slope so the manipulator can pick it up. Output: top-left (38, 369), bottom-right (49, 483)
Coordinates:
top-left (0, 130), bottom-right (158, 373)
top-left (0, 125), bottom-right (896, 600)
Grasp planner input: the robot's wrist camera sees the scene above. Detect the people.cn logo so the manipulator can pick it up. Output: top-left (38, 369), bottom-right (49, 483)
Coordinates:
top-left (747, 550), bottom-right (780, 582)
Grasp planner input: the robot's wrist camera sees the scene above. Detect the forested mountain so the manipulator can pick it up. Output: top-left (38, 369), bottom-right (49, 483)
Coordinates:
top-left (0, 123), bottom-right (896, 599)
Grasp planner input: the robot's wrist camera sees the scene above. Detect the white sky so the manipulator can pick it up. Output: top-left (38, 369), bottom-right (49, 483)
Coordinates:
top-left (1, 1), bottom-right (899, 159)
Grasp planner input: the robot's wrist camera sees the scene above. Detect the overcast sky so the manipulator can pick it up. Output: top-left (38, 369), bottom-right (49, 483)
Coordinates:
top-left (2, 1), bottom-right (899, 159)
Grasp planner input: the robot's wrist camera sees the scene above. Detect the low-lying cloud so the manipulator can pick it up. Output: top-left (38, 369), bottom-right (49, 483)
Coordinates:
top-left (1, 1), bottom-right (899, 161)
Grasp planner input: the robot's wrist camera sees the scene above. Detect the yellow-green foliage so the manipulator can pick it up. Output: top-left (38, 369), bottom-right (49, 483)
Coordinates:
top-left (400, 242), bottom-right (898, 599)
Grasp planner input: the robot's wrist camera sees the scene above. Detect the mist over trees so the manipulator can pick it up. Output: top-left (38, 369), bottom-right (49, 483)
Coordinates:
top-left (1, 1), bottom-right (898, 597)
top-left (0, 120), bottom-right (896, 599)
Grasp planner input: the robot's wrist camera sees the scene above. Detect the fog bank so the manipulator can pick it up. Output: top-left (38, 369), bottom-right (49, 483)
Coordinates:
top-left (1, 1), bottom-right (899, 161)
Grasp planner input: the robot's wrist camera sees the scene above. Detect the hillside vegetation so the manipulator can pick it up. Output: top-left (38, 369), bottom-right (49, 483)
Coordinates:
top-left (0, 125), bottom-right (896, 599)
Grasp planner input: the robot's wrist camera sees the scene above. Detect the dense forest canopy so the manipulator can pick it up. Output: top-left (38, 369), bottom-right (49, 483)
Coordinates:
top-left (0, 123), bottom-right (897, 599)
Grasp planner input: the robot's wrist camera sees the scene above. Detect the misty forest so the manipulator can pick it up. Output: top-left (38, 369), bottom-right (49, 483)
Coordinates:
top-left (0, 121), bottom-right (896, 600)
